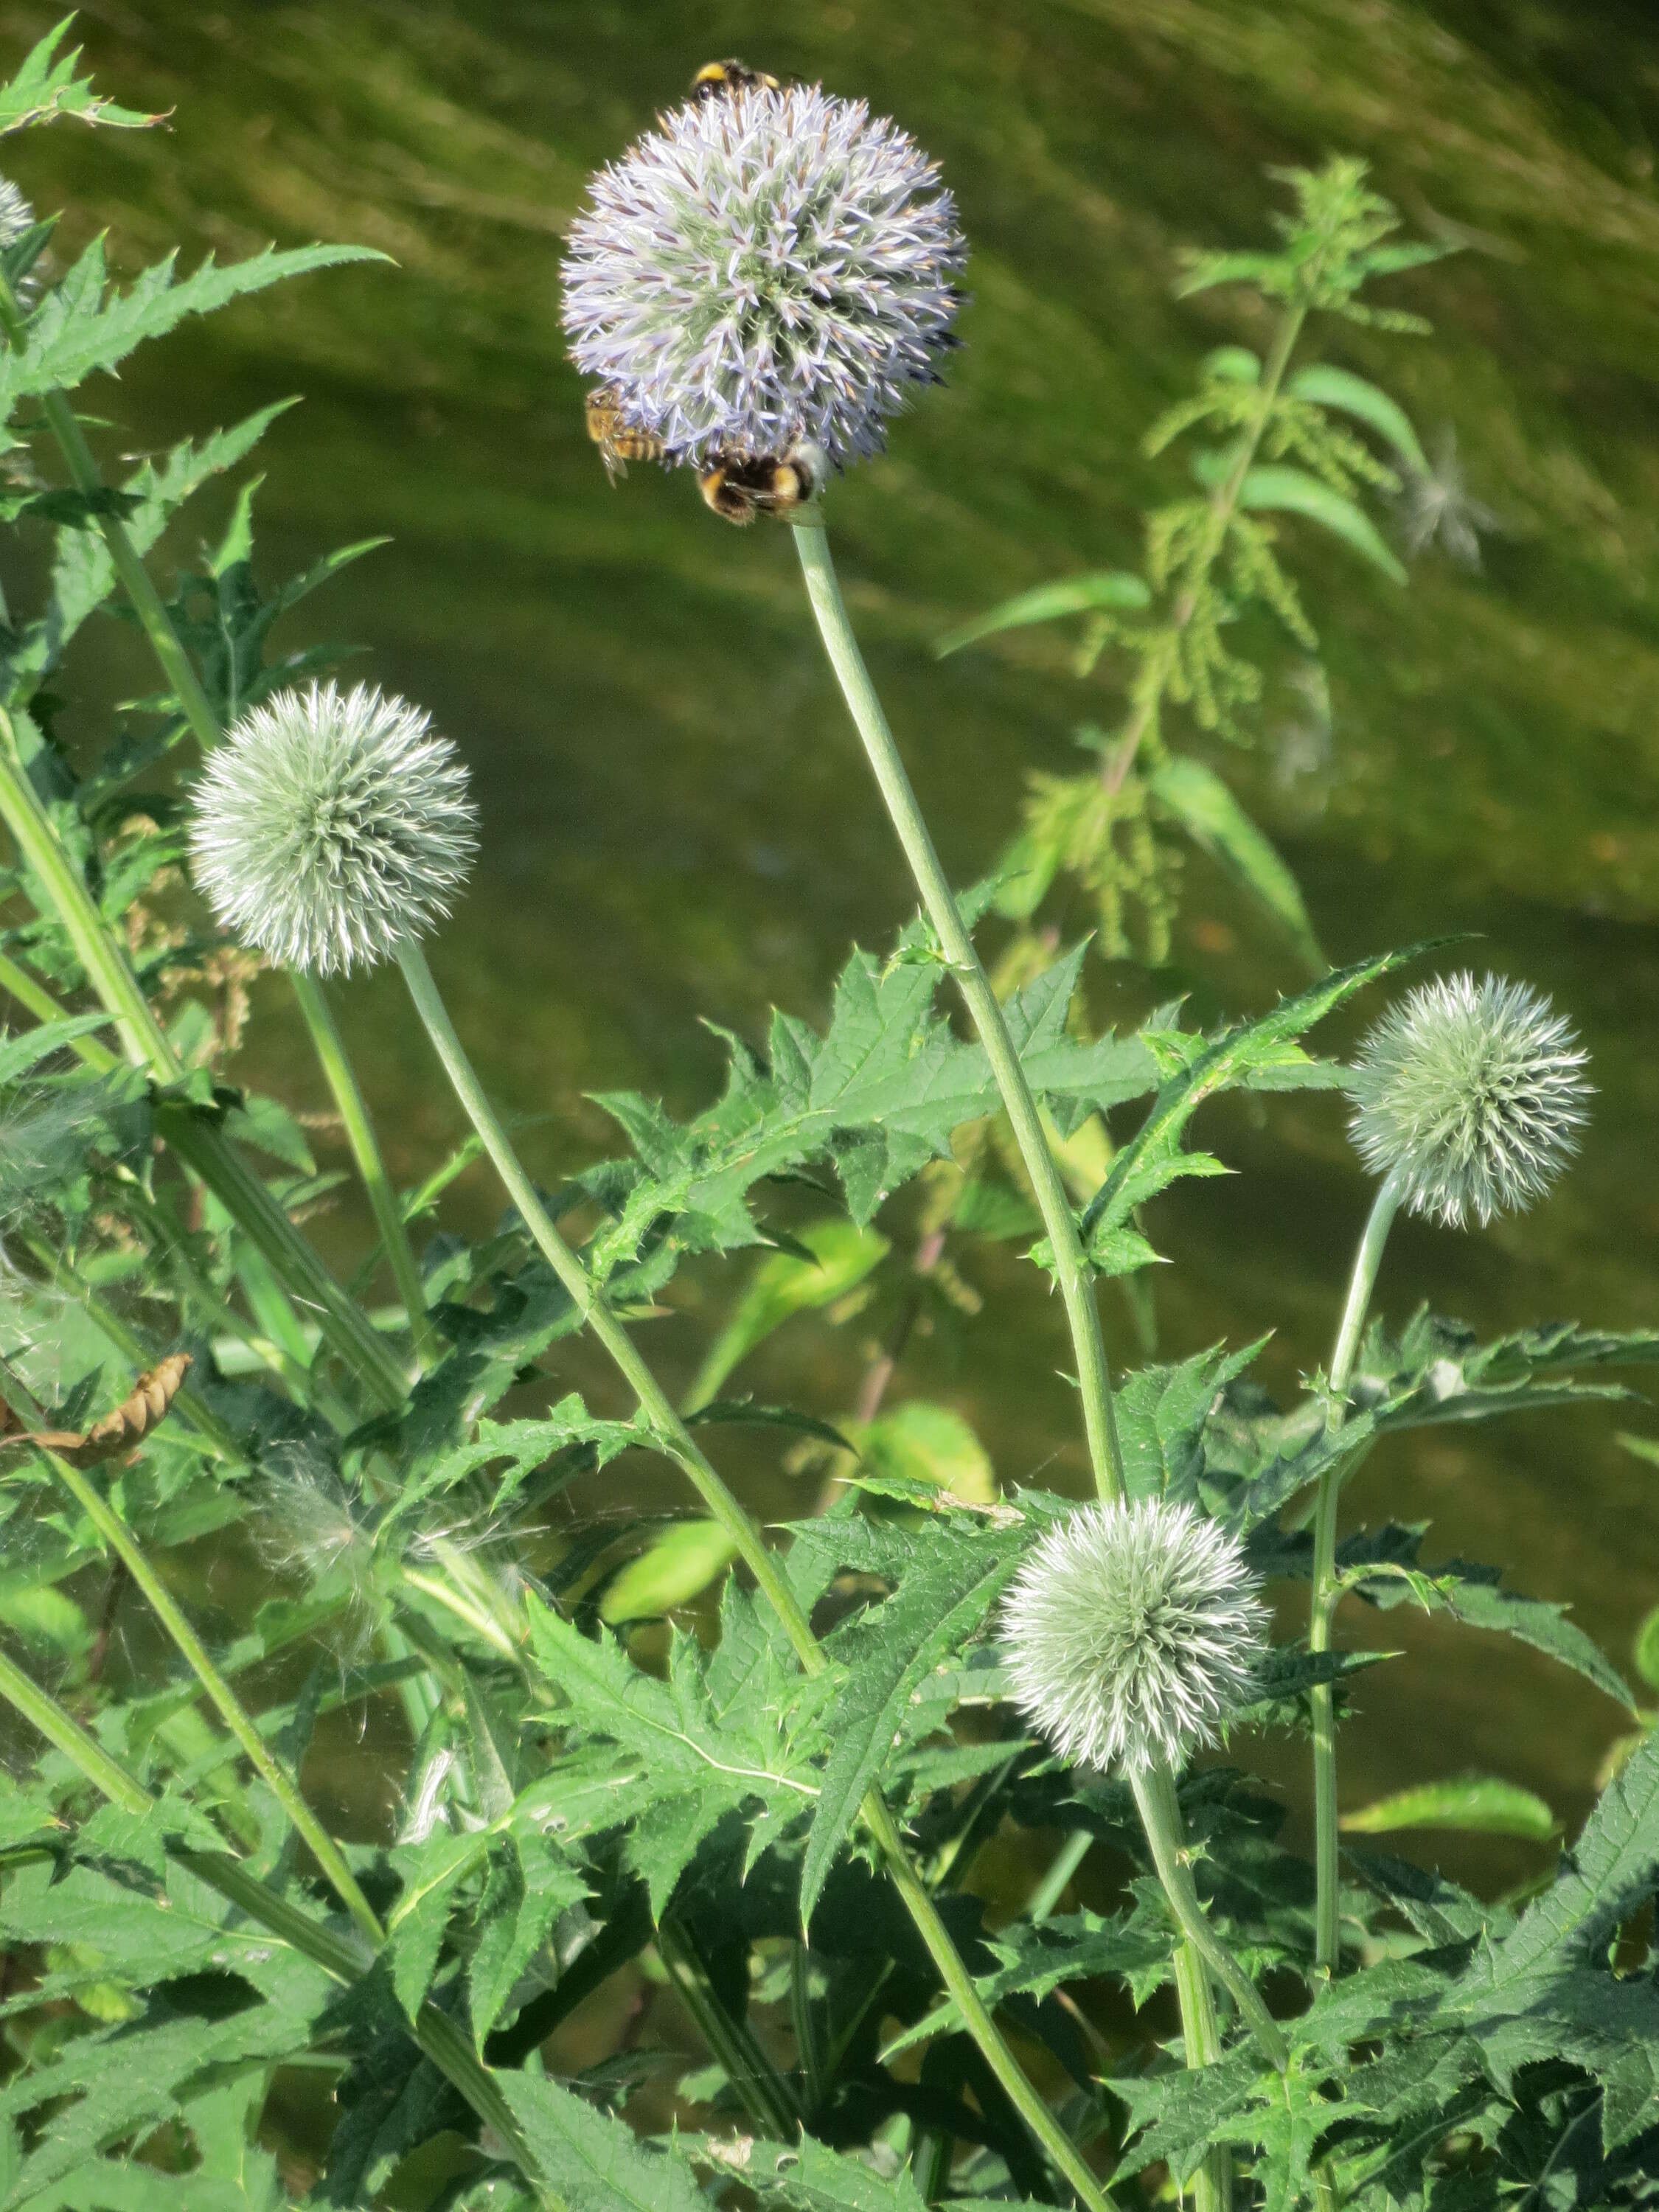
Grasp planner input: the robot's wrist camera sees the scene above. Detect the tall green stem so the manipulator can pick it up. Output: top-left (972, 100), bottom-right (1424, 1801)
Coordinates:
top-left (791, 517), bottom-right (1125, 1509)
top-left (394, 938), bottom-right (1115, 2212)
top-left (292, 973), bottom-right (437, 1366)
top-left (36, 1441), bottom-right (384, 1949)
top-left (793, 512), bottom-right (1267, 2157)
top-left (1310, 1169), bottom-right (1404, 1976)
top-left (1132, 1767), bottom-right (1288, 2072)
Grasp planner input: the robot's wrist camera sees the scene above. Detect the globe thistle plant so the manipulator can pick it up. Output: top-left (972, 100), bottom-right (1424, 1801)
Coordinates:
top-left (189, 682), bottom-right (477, 977)
top-left (1002, 1498), bottom-right (1269, 1776)
top-left (562, 80), bottom-right (966, 466)
top-left (1348, 971), bottom-right (1590, 1229)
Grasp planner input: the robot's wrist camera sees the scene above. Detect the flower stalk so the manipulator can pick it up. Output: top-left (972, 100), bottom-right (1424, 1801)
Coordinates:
top-left (394, 937), bottom-right (1116, 2212)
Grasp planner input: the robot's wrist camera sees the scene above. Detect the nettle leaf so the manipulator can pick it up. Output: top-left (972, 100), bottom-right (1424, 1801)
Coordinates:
top-left (797, 1513), bottom-right (1029, 1922)
top-left (1147, 754), bottom-right (1324, 969)
top-left (1237, 465), bottom-right (1408, 583)
top-left (1079, 945), bottom-right (1427, 1274)
top-left (936, 568), bottom-right (1150, 656)
top-left (1340, 1776), bottom-right (1556, 1841)
top-left (1286, 363), bottom-right (1428, 473)
top-left (524, 1583), bottom-right (827, 1914)
top-left (584, 936), bottom-right (1161, 1276)
top-left (0, 237), bottom-right (388, 416)
top-left (685, 1215), bottom-right (889, 1408)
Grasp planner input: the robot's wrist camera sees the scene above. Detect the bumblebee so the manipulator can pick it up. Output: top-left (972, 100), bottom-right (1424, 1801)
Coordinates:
top-left (689, 59), bottom-right (781, 102)
top-left (698, 445), bottom-right (822, 525)
top-left (584, 387), bottom-right (664, 483)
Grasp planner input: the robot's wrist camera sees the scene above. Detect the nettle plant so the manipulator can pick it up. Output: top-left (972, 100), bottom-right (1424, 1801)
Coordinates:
top-left (0, 27), bottom-right (1657, 2212)
top-left (942, 160), bottom-right (1448, 971)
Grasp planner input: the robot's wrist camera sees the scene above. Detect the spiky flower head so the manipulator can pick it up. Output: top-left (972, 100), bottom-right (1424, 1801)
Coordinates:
top-left (1348, 972), bottom-right (1590, 1228)
top-left (189, 681), bottom-right (477, 977)
top-left (562, 80), bottom-right (966, 466)
top-left (0, 175), bottom-right (33, 252)
top-left (1001, 1498), bottom-right (1268, 1776)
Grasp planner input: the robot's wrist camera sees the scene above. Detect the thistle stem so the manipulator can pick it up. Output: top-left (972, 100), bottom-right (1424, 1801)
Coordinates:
top-left (793, 511), bottom-right (1250, 2155)
top-left (33, 1438), bottom-right (386, 1950)
top-left (292, 972), bottom-right (437, 1366)
top-left (1310, 1168), bottom-right (1404, 1977)
top-left (395, 936), bottom-right (1115, 2212)
top-left (1131, 1766), bottom-right (1288, 2072)
top-left (790, 515), bottom-right (1126, 1509)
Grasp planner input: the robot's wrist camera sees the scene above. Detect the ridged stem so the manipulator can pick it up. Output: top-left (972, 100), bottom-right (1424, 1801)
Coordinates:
top-left (291, 972), bottom-right (437, 1366)
top-left (792, 512), bottom-right (1251, 2165)
top-left (1132, 1767), bottom-right (1288, 2071)
top-left (790, 516), bottom-right (1125, 1509)
top-left (1310, 1168), bottom-right (1404, 1976)
top-left (394, 936), bottom-right (1115, 2211)
top-left (31, 1437), bottom-right (386, 1950)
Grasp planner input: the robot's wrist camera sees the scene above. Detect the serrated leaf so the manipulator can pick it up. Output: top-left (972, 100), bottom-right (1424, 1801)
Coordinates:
top-left (1286, 364), bottom-right (1428, 472)
top-left (1340, 1776), bottom-right (1556, 1840)
top-left (467, 1834), bottom-right (585, 2051)
top-left (799, 1518), bottom-right (1025, 1924)
top-left (1115, 1340), bottom-right (1271, 1504)
top-left (0, 1014), bottom-right (112, 1086)
top-left (0, 240), bottom-right (389, 414)
top-left (501, 2070), bottom-right (710, 2212)
top-left (1147, 754), bottom-right (1324, 968)
top-left (0, 18), bottom-right (159, 135)
top-left (1079, 945), bottom-right (1430, 1265)
top-left (524, 1590), bottom-right (823, 1913)
top-left (936, 569), bottom-right (1150, 655)
top-left (692, 2132), bottom-right (936, 2208)
top-left (1237, 465), bottom-right (1407, 582)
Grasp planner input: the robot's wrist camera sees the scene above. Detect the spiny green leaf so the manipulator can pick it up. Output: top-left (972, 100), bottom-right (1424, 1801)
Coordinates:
top-left (0, 18), bottom-right (160, 135)
top-left (0, 239), bottom-right (389, 414)
top-left (1237, 465), bottom-right (1408, 583)
top-left (1079, 943), bottom-right (1431, 1265)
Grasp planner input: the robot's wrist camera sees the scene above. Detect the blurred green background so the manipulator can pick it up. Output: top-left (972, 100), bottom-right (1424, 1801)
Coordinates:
top-left (6, 0), bottom-right (1659, 1886)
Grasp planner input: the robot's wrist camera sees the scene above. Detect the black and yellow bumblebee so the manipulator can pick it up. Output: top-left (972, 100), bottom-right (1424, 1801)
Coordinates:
top-left (583, 387), bottom-right (664, 484)
top-left (698, 445), bottom-right (822, 525)
top-left (689, 58), bottom-right (782, 102)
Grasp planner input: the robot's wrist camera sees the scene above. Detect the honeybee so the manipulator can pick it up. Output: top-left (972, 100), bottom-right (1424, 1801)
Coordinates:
top-left (584, 387), bottom-right (664, 483)
top-left (689, 59), bottom-right (782, 102)
top-left (698, 444), bottom-right (823, 525)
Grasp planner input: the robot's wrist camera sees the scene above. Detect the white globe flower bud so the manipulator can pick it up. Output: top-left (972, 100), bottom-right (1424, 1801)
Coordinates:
top-left (1348, 972), bottom-right (1590, 1229)
top-left (188, 682), bottom-right (477, 977)
top-left (1002, 1498), bottom-right (1268, 1776)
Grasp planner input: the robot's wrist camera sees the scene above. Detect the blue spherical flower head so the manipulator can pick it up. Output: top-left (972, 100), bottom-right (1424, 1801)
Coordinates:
top-left (189, 682), bottom-right (478, 977)
top-left (1349, 972), bottom-right (1591, 1229)
top-left (1002, 1498), bottom-right (1268, 1776)
top-left (562, 80), bottom-right (966, 467)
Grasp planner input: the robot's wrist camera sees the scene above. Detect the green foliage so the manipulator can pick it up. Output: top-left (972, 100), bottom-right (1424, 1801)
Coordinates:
top-left (945, 159), bottom-right (1447, 965)
top-left (0, 30), bottom-right (1647, 2212)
